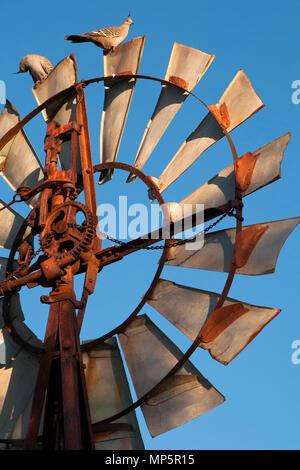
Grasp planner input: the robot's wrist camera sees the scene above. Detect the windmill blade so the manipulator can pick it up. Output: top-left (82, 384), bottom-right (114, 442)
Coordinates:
top-left (0, 256), bottom-right (42, 440)
top-left (156, 70), bottom-right (264, 194)
top-left (118, 315), bottom-right (225, 437)
top-left (176, 133), bottom-right (291, 226)
top-left (0, 101), bottom-right (44, 207)
top-left (10, 396), bottom-right (37, 444)
top-left (82, 337), bottom-right (144, 450)
top-left (0, 199), bottom-right (33, 249)
top-left (0, 289), bottom-right (42, 365)
top-left (0, 328), bottom-right (22, 368)
top-left (148, 279), bottom-right (280, 365)
top-left (0, 348), bottom-right (39, 440)
top-left (127, 43), bottom-right (214, 182)
top-left (0, 257), bottom-right (41, 363)
top-left (0, 292), bottom-right (25, 362)
top-left (162, 133), bottom-right (291, 235)
top-left (99, 36), bottom-right (145, 185)
top-left (32, 55), bottom-right (80, 172)
top-left (0, 256), bottom-right (17, 283)
top-left (166, 217), bottom-right (300, 275)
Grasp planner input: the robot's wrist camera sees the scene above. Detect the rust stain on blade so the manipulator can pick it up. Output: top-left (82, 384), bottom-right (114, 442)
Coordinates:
top-left (202, 306), bottom-right (281, 365)
top-left (235, 151), bottom-right (260, 192)
top-left (200, 303), bottom-right (249, 343)
top-left (208, 103), bottom-right (230, 129)
top-left (168, 76), bottom-right (189, 90)
top-left (233, 224), bottom-right (269, 269)
top-left (164, 43), bottom-right (215, 93)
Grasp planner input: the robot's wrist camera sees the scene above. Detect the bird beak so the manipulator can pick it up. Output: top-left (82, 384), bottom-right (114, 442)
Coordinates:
top-left (12, 71), bottom-right (22, 75)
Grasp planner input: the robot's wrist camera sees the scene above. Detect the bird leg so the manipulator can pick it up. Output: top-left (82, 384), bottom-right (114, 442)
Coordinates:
top-left (35, 75), bottom-right (47, 86)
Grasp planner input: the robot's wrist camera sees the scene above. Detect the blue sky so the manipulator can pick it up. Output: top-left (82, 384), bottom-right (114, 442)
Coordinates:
top-left (0, 0), bottom-right (299, 450)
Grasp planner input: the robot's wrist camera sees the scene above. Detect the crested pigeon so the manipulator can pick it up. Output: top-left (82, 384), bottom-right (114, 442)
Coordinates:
top-left (15, 55), bottom-right (54, 84)
top-left (64, 14), bottom-right (133, 52)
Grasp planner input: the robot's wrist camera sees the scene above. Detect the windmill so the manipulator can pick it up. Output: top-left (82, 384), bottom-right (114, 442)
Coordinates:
top-left (0, 37), bottom-right (298, 450)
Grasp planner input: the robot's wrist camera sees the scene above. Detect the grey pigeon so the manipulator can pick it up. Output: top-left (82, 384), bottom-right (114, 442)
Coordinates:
top-left (64, 14), bottom-right (133, 52)
top-left (15, 54), bottom-right (54, 84)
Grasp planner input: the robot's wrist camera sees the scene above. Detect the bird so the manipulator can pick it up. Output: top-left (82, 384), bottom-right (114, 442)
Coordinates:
top-left (15, 54), bottom-right (54, 85)
top-left (64, 14), bottom-right (133, 53)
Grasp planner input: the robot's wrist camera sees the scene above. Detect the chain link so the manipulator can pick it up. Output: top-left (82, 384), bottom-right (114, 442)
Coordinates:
top-left (4, 245), bottom-right (44, 283)
top-left (0, 203), bottom-right (235, 289)
top-left (98, 209), bottom-right (233, 250)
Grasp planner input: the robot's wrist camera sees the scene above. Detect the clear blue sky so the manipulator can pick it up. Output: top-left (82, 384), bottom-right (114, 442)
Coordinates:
top-left (0, 0), bottom-right (299, 451)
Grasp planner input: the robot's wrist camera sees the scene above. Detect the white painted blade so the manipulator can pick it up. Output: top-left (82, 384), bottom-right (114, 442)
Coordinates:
top-left (166, 217), bottom-right (300, 275)
top-left (0, 101), bottom-right (44, 207)
top-left (148, 279), bottom-right (280, 365)
top-left (0, 199), bottom-right (32, 249)
top-left (32, 55), bottom-right (80, 172)
top-left (118, 315), bottom-right (225, 437)
top-left (128, 43), bottom-right (214, 181)
top-left (99, 37), bottom-right (145, 184)
top-left (83, 337), bottom-right (144, 450)
top-left (156, 70), bottom-right (264, 193)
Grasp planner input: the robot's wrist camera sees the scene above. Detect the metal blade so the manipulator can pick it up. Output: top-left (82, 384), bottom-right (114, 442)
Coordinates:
top-left (148, 279), bottom-right (280, 365)
top-left (0, 256), bottom-right (17, 282)
top-left (0, 258), bottom-right (23, 364)
top-left (166, 217), bottom-right (300, 275)
top-left (10, 396), bottom-right (37, 442)
top-left (0, 199), bottom-right (33, 249)
top-left (0, 290), bottom-right (42, 366)
top-left (32, 55), bottom-right (80, 172)
top-left (118, 315), bottom-right (225, 437)
top-left (82, 337), bottom-right (144, 450)
top-left (156, 70), bottom-right (264, 193)
top-left (128, 43), bottom-right (214, 181)
top-left (0, 348), bottom-right (39, 439)
top-left (0, 101), bottom-right (44, 207)
top-left (99, 36), bottom-right (145, 184)
top-left (177, 133), bottom-right (291, 225)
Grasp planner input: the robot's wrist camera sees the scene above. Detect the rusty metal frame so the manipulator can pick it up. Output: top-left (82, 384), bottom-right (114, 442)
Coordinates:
top-left (0, 73), bottom-right (243, 448)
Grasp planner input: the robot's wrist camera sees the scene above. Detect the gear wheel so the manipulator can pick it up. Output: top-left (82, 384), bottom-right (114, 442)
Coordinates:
top-left (39, 201), bottom-right (96, 260)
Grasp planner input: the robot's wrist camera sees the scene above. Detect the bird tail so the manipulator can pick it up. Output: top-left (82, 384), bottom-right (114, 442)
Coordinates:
top-left (64, 35), bottom-right (90, 43)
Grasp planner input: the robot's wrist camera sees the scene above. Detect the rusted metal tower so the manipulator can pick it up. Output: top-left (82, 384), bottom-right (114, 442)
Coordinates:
top-left (0, 39), bottom-right (298, 450)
